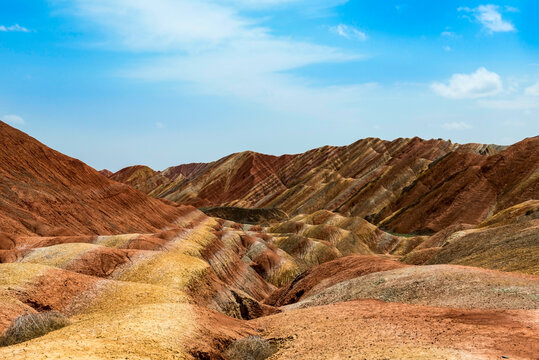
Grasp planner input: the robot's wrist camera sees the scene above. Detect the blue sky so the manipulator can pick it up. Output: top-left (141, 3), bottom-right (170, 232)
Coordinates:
top-left (1, 0), bottom-right (538, 171)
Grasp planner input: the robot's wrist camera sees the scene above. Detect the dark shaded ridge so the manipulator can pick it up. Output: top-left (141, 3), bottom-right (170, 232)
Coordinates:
top-left (201, 207), bottom-right (289, 225)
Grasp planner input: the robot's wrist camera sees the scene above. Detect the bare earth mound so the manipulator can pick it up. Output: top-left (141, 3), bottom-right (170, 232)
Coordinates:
top-left (264, 255), bottom-right (408, 306)
top-left (400, 201), bottom-right (539, 275)
top-left (285, 264), bottom-right (539, 310)
top-left (253, 299), bottom-right (539, 360)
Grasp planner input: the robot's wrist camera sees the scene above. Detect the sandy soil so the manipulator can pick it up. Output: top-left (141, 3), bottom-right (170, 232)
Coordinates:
top-left (253, 299), bottom-right (539, 360)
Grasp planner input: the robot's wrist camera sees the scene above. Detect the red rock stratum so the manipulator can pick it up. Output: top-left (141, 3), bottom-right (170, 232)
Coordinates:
top-left (0, 121), bottom-right (188, 237)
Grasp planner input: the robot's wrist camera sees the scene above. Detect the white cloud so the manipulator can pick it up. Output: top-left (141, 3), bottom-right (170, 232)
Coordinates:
top-left (2, 114), bottom-right (25, 125)
top-left (50, 0), bottom-right (368, 119)
top-left (442, 121), bottom-right (472, 130)
top-left (155, 122), bottom-right (165, 129)
top-left (443, 46), bottom-right (452, 52)
top-left (525, 82), bottom-right (539, 96)
top-left (0, 24), bottom-right (30, 32)
top-left (431, 67), bottom-right (503, 99)
top-left (329, 24), bottom-right (367, 40)
top-left (458, 5), bottom-right (515, 33)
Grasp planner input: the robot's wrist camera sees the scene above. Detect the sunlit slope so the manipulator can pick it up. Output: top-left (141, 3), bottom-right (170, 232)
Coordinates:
top-left (0, 121), bottom-right (189, 237)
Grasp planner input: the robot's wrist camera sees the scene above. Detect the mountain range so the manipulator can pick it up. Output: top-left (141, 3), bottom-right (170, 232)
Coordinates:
top-left (106, 136), bottom-right (537, 234)
top-left (0, 120), bottom-right (537, 359)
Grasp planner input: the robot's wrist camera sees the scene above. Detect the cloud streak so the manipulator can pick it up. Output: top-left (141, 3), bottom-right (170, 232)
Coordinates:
top-left (442, 121), bottom-right (472, 130)
top-left (0, 24), bottom-right (30, 32)
top-left (215, 0), bottom-right (349, 11)
top-left (458, 5), bottom-right (515, 33)
top-left (51, 0), bottom-right (367, 119)
top-left (441, 31), bottom-right (457, 38)
top-left (329, 24), bottom-right (367, 40)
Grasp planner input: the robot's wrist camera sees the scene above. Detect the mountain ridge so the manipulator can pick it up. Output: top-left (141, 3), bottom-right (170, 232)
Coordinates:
top-left (0, 121), bottom-right (191, 237)
top-left (110, 135), bottom-right (537, 234)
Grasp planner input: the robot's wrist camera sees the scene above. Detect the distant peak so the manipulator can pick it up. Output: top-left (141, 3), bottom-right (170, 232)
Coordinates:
top-left (99, 169), bottom-right (113, 177)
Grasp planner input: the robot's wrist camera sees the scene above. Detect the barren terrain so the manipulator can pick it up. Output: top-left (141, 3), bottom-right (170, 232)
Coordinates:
top-left (0, 120), bottom-right (537, 359)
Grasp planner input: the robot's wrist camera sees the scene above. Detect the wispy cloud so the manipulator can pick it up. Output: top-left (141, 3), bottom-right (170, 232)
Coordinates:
top-left (442, 121), bottom-right (472, 130)
top-left (216, 0), bottom-right (302, 6)
top-left (477, 98), bottom-right (539, 110)
top-left (431, 67), bottom-right (503, 99)
top-left (458, 5), bottom-right (515, 33)
top-left (525, 82), bottom-right (539, 96)
top-left (51, 0), bottom-right (367, 119)
top-left (504, 6), bottom-right (519, 13)
top-left (2, 114), bottom-right (25, 125)
top-left (329, 24), bottom-right (367, 40)
top-left (0, 24), bottom-right (30, 32)
top-left (215, 0), bottom-right (349, 11)
top-left (441, 31), bottom-right (457, 38)
top-left (54, 0), bottom-right (250, 52)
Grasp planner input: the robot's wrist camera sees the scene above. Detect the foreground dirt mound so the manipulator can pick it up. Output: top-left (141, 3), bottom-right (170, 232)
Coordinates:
top-left (0, 302), bottom-right (255, 360)
top-left (398, 201), bottom-right (538, 275)
top-left (0, 215), bottom-right (266, 358)
top-left (253, 299), bottom-right (539, 360)
top-left (285, 265), bottom-right (539, 311)
top-left (423, 220), bottom-right (539, 275)
top-left (1, 216), bottom-right (537, 359)
top-left (0, 121), bottom-right (189, 237)
top-left (265, 255), bottom-right (408, 306)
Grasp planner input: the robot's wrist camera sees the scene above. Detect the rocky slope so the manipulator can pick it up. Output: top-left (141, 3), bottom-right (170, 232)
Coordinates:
top-left (112, 136), bottom-right (538, 234)
top-left (403, 200), bottom-right (539, 274)
top-left (0, 121), bottom-right (190, 237)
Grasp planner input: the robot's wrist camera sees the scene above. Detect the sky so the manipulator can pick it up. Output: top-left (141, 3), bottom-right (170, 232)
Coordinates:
top-left (1, 0), bottom-right (538, 171)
